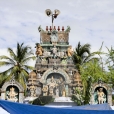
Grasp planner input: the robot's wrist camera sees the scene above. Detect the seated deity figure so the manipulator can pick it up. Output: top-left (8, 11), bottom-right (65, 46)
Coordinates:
top-left (67, 45), bottom-right (73, 57)
top-left (6, 87), bottom-right (18, 102)
top-left (47, 76), bottom-right (57, 96)
top-left (35, 43), bottom-right (43, 56)
top-left (97, 88), bottom-right (105, 104)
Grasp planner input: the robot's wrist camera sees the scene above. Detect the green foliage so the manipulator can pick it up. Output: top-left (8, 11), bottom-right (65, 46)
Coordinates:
top-left (105, 46), bottom-right (114, 65)
top-left (80, 60), bottom-right (107, 83)
top-left (71, 76), bottom-right (92, 105)
top-left (0, 43), bottom-right (36, 89)
top-left (83, 77), bottom-right (92, 104)
top-left (72, 42), bottom-right (98, 73)
top-left (32, 96), bottom-right (54, 105)
top-left (71, 88), bottom-right (84, 106)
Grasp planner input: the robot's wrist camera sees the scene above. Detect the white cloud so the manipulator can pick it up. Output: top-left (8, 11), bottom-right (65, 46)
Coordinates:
top-left (0, 0), bottom-right (114, 71)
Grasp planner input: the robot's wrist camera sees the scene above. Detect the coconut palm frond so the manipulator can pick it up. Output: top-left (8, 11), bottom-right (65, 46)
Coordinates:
top-left (22, 65), bottom-right (34, 71)
top-left (7, 48), bottom-right (17, 60)
top-left (0, 61), bottom-right (14, 67)
top-left (0, 67), bottom-right (14, 76)
top-left (21, 56), bottom-right (36, 64)
top-left (21, 69), bottom-right (29, 76)
top-left (99, 41), bottom-right (104, 52)
top-left (0, 55), bottom-right (15, 63)
top-left (0, 42), bottom-right (35, 89)
top-left (80, 44), bottom-right (91, 55)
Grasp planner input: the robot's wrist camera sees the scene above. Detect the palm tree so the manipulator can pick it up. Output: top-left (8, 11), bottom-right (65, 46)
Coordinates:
top-left (0, 43), bottom-right (36, 89)
top-left (105, 46), bottom-right (114, 67)
top-left (105, 46), bottom-right (114, 88)
top-left (72, 42), bottom-right (94, 73)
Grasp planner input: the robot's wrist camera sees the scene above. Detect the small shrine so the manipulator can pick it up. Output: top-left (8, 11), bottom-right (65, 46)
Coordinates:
top-left (90, 79), bottom-right (112, 105)
top-left (1, 76), bottom-right (24, 103)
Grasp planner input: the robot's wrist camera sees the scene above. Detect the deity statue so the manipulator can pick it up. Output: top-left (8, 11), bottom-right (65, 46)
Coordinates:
top-left (51, 45), bottom-right (58, 58)
top-left (58, 77), bottom-right (65, 96)
top-left (56, 87), bottom-right (59, 97)
top-left (6, 87), bottom-right (18, 102)
top-left (65, 26), bottom-right (71, 32)
top-left (42, 85), bottom-right (48, 96)
top-left (35, 43), bottom-right (43, 56)
top-left (29, 85), bottom-right (36, 97)
top-left (50, 30), bottom-right (58, 45)
top-left (62, 88), bottom-right (66, 97)
top-left (38, 25), bottom-right (44, 32)
top-left (67, 45), bottom-right (73, 57)
top-left (47, 76), bottom-right (57, 96)
top-left (97, 88), bottom-right (105, 104)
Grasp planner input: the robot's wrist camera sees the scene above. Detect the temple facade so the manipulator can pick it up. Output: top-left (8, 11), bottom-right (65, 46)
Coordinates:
top-left (27, 26), bottom-right (83, 98)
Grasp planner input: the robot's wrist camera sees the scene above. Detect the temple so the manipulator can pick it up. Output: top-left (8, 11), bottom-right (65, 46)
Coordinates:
top-left (0, 11), bottom-right (112, 105)
top-left (27, 25), bottom-right (83, 98)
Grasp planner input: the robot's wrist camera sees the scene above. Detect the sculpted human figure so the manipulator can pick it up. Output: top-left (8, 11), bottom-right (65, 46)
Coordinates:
top-left (58, 77), bottom-right (65, 96)
top-left (67, 45), bottom-right (73, 57)
top-left (29, 85), bottom-right (36, 97)
top-left (51, 45), bottom-right (58, 58)
top-left (56, 87), bottom-right (59, 97)
top-left (47, 76), bottom-right (57, 96)
top-left (7, 87), bottom-right (18, 102)
top-left (35, 43), bottom-right (43, 56)
top-left (62, 88), bottom-right (66, 97)
top-left (97, 88), bottom-right (105, 104)
top-left (42, 85), bottom-right (48, 96)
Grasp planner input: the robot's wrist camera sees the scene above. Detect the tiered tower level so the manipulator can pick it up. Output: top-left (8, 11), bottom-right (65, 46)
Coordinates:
top-left (28, 26), bottom-right (83, 98)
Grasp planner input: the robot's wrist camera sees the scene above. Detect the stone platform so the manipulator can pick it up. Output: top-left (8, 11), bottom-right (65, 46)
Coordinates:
top-left (54, 97), bottom-right (73, 102)
top-left (45, 97), bottom-right (77, 107)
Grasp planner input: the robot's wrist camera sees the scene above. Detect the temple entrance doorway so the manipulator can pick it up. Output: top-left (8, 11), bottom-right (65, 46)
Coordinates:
top-left (46, 73), bottom-right (66, 97)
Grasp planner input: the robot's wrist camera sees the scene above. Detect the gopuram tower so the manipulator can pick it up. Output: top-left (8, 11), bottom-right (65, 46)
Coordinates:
top-left (27, 9), bottom-right (83, 99)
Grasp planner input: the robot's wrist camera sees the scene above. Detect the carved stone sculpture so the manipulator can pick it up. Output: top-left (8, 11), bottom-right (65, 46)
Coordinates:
top-left (97, 88), bottom-right (105, 104)
top-left (47, 76), bottom-right (57, 96)
top-left (6, 87), bottom-right (18, 102)
top-left (51, 45), bottom-right (58, 58)
top-left (58, 77), bottom-right (65, 96)
top-left (35, 43), bottom-right (43, 56)
top-left (42, 85), bottom-right (48, 96)
top-left (29, 85), bottom-right (36, 97)
top-left (62, 89), bottom-right (66, 97)
top-left (67, 46), bottom-right (73, 57)
top-left (65, 26), bottom-right (71, 32)
top-left (38, 25), bottom-right (44, 32)
top-left (50, 30), bottom-right (58, 45)
top-left (56, 87), bottom-right (59, 97)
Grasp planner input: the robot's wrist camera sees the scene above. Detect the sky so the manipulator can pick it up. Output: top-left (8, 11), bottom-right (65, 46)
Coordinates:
top-left (0, 0), bottom-right (114, 71)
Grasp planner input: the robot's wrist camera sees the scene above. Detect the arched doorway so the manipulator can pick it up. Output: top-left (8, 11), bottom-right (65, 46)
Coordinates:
top-left (1, 79), bottom-right (24, 103)
top-left (40, 68), bottom-right (70, 97)
top-left (6, 85), bottom-right (19, 102)
top-left (90, 82), bottom-right (112, 105)
top-left (94, 87), bottom-right (107, 104)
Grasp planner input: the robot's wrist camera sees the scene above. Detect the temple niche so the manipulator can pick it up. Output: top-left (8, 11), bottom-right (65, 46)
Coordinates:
top-left (1, 76), bottom-right (24, 103)
top-left (27, 26), bottom-right (83, 99)
top-left (6, 86), bottom-right (19, 102)
top-left (46, 74), bottom-right (65, 97)
top-left (90, 80), bottom-right (112, 106)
